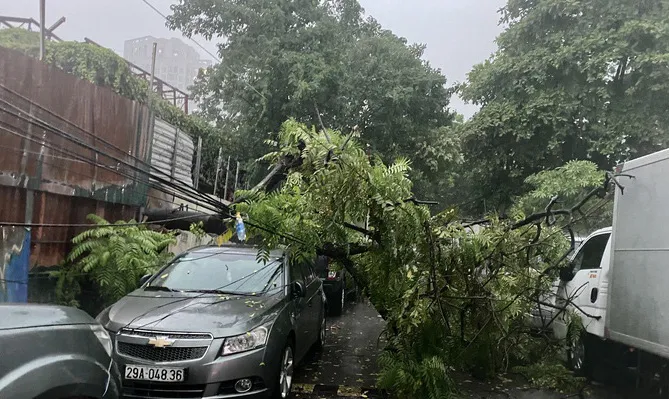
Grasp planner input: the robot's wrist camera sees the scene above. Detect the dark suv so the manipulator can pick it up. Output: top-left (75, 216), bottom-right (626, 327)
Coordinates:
top-left (314, 256), bottom-right (358, 316)
top-left (0, 303), bottom-right (121, 399)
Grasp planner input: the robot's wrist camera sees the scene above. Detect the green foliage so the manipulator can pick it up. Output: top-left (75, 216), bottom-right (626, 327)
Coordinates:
top-left (378, 331), bottom-right (454, 399)
top-left (168, 0), bottom-right (457, 201)
top-left (55, 214), bottom-right (175, 307)
top-left (0, 28), bottom-right (40, 57)
top-left (514, 161), bottom-right (612, 232)
top-left (513, 362), bottom-right (586, 393)
top-left (459, 0), bottom-right (669, 213)
top-left (189, 221), bottom-right (206, 238)
top-left (46, 41), bottom-right (148, 100)
top-left (236, 119), bottom-right (588, 398)
top-left (518, 161), bottom-right (604, 210)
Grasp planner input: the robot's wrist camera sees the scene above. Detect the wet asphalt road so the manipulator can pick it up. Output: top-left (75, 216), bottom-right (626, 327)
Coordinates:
top-left (292, 296), bottom-right (387, 398)
top-left (290, 298), bottom-right (640, 399)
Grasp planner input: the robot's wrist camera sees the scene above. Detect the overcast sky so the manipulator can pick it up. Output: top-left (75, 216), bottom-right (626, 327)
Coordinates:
top-left (1, 0), bottom-right (505, 117)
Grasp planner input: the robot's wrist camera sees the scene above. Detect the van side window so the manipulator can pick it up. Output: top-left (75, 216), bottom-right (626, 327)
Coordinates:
top-left (571, 233), bottom-right (610, 272)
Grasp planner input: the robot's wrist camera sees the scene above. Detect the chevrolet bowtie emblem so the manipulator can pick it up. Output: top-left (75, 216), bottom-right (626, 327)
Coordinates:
top-left (148, 336), bottom-right (175, 348)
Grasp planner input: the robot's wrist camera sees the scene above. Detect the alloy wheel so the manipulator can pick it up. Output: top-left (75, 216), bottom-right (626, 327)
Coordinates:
top-left (279, 345), bottom-right (294, 398)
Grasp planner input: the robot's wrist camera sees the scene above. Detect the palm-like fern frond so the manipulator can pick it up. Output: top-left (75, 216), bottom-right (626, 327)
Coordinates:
top-left (58, 214), bottom-right (176, 307)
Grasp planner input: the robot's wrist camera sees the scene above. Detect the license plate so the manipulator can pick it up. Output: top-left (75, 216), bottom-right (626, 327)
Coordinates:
top-left (124, 365), bottom-right (185, 382)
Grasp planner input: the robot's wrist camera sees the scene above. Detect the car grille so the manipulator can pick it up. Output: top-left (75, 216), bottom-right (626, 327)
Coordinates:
top-left (118, 342), bottom-right (208, 362)
top-left (123, 381), bottom-right (206, 398)
top-left (120, 328), bottom-right (212, 340)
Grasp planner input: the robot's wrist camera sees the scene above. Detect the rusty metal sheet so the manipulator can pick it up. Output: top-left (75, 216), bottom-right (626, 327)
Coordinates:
top-left (0, 46), bottom-right (152, 207)
top-left (0, 46), bottom-right (154, 268)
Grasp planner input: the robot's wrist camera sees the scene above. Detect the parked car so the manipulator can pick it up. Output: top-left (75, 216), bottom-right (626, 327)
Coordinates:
top-left (0, 303), bottom-right (121, 399)
top-left (96, 244), bottom-right (326, 399)
top-left (314, 255), bottom-right (358, 316)
top-left (527, 235), bottom-right (585, 333)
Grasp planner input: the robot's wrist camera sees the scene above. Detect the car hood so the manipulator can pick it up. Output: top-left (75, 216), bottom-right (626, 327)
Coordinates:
top-left (100, 290), bottom-right (285, 338)
top-left (0, 303), bottom-right (95, 330)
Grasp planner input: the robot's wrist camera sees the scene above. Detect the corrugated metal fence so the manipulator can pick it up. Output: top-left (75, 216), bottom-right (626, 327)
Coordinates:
top-left (151, 118), bottom-right (194, 187)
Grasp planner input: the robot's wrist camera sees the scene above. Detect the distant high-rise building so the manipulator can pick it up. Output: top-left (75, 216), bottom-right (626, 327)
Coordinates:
top-left (123, 36), bottom-right (213, 95)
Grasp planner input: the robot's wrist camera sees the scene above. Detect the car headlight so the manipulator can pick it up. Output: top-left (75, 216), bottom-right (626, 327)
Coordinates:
top-left (90, 324), bottom-right (113, 357)
top-left (222, 326), bottom-right (268, 356)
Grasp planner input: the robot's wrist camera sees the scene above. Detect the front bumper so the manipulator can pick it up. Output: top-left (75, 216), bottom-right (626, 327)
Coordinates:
top-left (103, 358), bottom-right (123, 399)
top-left (113, 336), bottom-right (279, 399)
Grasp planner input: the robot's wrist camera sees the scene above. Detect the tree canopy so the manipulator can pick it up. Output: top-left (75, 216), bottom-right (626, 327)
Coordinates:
top-left (168, 0), bottom-right (456, 201)
top-left (459, 0), bottom-right (669, 213)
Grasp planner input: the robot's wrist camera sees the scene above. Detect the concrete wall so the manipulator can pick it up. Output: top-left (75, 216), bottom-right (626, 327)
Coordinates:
top-left (168, 230), bottom-right (215, 256)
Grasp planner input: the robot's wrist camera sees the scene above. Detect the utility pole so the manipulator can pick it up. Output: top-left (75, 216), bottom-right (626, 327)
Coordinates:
top-left (193, 136), bottom-right (202, 189)
top-left (213, 148), bottom-right (222, 196)
top-left (39, 0), bottom-right (46, 60)
top-left (148, 43), bottom-right (157, 102)
top-left (233, 161), bottom-right (240, 200)
top-left (223, 155), bottom-right (231, 200)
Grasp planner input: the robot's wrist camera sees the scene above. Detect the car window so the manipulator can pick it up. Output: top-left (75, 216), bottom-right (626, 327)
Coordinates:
top-left (148, 250), bottom-right (284, 295)
top-left (299, 260), bottom-right (316, 285)
top-left (289, 260), bottom-right (305, 284)
top-left (571, 233), bottom-right (610, 273)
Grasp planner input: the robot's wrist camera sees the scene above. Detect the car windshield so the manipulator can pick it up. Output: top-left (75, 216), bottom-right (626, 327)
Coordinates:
top-left (147, 249), bottom-right (284, 296)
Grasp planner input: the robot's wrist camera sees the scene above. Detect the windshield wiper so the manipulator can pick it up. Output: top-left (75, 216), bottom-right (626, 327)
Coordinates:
top-left (182, 289), bottom-right (254, 296)
top-left (144, 286), bottom-right (177, 292)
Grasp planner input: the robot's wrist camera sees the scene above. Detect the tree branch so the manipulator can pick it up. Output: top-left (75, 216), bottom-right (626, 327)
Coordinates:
top-left (314, 102), bottom-right (331, 143)
top-left (511, 176), bottom-right (609, 230)
top-left (248, 160), bottom-right (285, 192)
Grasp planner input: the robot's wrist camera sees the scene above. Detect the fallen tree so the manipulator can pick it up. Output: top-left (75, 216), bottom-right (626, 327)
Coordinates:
top-left (233, 119), bottom-right (612, 398)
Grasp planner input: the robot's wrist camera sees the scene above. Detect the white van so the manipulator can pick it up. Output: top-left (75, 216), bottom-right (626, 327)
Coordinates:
top-left (552, 148), bottom-right (669, 391)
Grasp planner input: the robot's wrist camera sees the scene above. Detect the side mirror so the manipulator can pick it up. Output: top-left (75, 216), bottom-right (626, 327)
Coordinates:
top-left (559, 267), bottom-right (575, 282)
top-left (291, 281), bottom-right (306, 298)
top-left (139, 274), bottom-right (153, 287)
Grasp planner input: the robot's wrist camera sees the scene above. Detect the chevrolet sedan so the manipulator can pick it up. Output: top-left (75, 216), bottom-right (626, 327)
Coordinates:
top-left (96, 245), bottom-right (326, 399)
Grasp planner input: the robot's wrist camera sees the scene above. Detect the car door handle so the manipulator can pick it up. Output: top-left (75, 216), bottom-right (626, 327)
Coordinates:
top-left (590, 287), bottom-right (599, 303)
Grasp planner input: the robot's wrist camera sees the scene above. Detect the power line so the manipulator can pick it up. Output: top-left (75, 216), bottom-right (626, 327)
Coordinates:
top-left (0, 85), bottom-right (224, 211)
top-left (138, 0), bottom-right (220, 62)
top-left (137, 0), bottom-right (267, 102)
top-left (0, 99), bottom-right (227, 214)
top-left (0, 117), bottom-right (223, 216)
top-left (0, 100), bottom-right (307, 245)
top-left (0, 214), bottom-right (209, 228)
